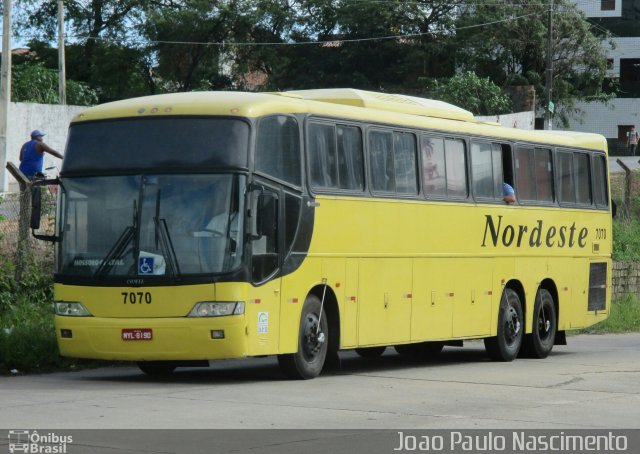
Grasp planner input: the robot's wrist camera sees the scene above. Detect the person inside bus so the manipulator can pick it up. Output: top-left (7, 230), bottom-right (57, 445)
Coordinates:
top-left (19, 130), bottom-right (63, 178)
top-left (503, 182), bottom-right (516, 204)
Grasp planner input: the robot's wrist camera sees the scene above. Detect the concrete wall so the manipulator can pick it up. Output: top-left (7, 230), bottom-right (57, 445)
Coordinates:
top-left (1, 102), bottom-right (86, 193)
top-left (558, 98), bottom-right (640, 138)
top-left (612, 262), bottom-right (640, 300)
top-left (574, 0), bottom-right (622, 18)
top-left (475, 111), bottom-right (535, 130)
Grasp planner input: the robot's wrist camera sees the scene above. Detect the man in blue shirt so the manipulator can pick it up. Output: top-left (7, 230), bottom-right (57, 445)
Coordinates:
top-left (19, 130), bottom-right (63, 178)
top-left (503, 182), bottom-right (516, 204)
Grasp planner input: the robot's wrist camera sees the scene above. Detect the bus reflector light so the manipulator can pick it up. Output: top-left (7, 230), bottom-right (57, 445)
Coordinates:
top-left (211, 330), bottom-right (225, 339)
top-left (60, 329), bottom-right (73, 338)
top-left (189, 302), bottom-right (245, 317)
top-left (54, 302), bottom-right (92, 317)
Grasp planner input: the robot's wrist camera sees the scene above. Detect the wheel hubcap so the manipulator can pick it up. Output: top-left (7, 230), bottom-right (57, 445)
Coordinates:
top-left (302, 313), bottom-right (325, 360)
top-left (538, 305), bottom-right (552, 340)
top-left (505, 306), bottom-right (521, 344)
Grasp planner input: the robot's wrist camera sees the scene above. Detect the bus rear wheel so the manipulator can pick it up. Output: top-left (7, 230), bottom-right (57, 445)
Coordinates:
top-left (355, 346), bottom-right (386, 358)
top-left (278, 295), bottom-right (328, 379)
top-left (137, 361), bottom-right (176, 376)
top-left (521, 288), bottom-right (557, 358)
top-left (484, 288), bottom-right (523, 361)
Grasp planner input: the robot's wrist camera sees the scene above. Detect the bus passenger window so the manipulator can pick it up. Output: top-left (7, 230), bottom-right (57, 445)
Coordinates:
top-left (593, 155), bottom-right (609, 208)
top-left (515, 147), bottom-right (536, 201)
top-left (471, 141), bottom-right (503, 200)
top-left (337, 126), bottom-right (364, 191)
top-left (370, 131), bottom-right (395, 192)
top-left (534, 148), bottom-right (553, 202)
top-left (574, 153), bottom-right (592, 205)
top-left (445, 139), bottom-right (467, 198)
top-left (393, 132), bottom-right (418, 194)
top-left (256, 116), bottom-right (301, 186)
top-left (558, 152), bottom-right (575, 204)
top-left (422, 137), bottom-right (446, 196)
top-left (309, 123), bottom-right (337, 188)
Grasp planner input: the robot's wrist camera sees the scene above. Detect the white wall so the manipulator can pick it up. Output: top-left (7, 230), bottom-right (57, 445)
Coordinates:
top-left (1, 102), bottom-right (86, 193)
top-left (559, 98), bottom-right (640, 137)
top-left (574, 0), bottom-right (622, 18)
top-left (475, 111), bottom-right (535, 130)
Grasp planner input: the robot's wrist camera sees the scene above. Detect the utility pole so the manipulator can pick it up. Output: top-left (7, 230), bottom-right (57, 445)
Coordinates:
top-left (544, 0), bottom-right (554, 130)
top-left (0, 0), bottom-right (12, 192)
top-left (58, 0), bottom-right (66, 104)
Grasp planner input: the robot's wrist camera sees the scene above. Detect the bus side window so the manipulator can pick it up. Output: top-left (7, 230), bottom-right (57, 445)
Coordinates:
top-left (370, 131), bottom-right (395, 192)
top-left (471, 141), bottom-right (503, 200)
top-left (593, 155), bottom-right (609, 208)
top-left (557, 151), bottom-right (575, 204)
top-left (256, 116), bottom-right (301, 187)
top-left (393, 132), bottom-right (418, 195)
top-left (534, 148), bottom-right (554, 202)
top-left (337, 125), bottom-right (364, 191)
top-left (444, 139), bottom-right (467, 198)
top-left (422, 137), bottom-right (446, 196)
top-left (574, 153), bottom-right (592, 205)
top-left (309, 123), bottom-right (337, 188)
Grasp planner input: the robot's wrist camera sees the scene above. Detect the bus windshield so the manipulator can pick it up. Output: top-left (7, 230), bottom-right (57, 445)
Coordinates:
top-left (58, 173), bottom-right (245, 278)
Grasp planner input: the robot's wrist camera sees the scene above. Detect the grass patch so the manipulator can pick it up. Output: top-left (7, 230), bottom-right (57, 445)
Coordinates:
top-left (578, 294), bottom-right (640, 334)
top-left (0, 255), bottom-right (101, 374)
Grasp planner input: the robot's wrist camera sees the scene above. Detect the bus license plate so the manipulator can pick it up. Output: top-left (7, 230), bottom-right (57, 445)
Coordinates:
top-left (122, 328), bottom-right (153, 341)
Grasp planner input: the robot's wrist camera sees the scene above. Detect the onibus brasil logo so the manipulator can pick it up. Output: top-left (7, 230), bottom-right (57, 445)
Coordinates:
top-left (7, 430), bottom-right (72, 454)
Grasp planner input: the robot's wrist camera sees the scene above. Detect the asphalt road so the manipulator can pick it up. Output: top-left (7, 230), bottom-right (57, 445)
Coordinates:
top-left (1, 333), bottom-right (639, 431)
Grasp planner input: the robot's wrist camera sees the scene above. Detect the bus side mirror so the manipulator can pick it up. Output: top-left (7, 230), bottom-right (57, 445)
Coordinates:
top-left (30, 179), bottom-right (60, 242)
top-left (249, 188), bottom-right (277, 240)
top-left (258, 193), bottom-right (278, 238)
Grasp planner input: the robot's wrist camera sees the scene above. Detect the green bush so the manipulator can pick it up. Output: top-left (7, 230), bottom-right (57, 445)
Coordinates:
top-left (612, 220), bottom-right (640, 261)
top-left (0, 255), bottom-right (67, 374)
top-left (579, 294), bottom-right (640, 334)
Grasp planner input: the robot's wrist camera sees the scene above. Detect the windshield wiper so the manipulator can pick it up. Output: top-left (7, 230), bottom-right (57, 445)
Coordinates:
top-left (152, 189), bottom-right (181, 278)
top-left (153, 216), bottom-right (181, 278)
top-left (94, 201), bottom-right (137, 279)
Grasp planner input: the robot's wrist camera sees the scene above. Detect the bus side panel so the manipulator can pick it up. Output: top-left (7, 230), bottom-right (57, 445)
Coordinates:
top-left (343, 258), bottom-right (359, 348)
top-left (452, 259), bottom-right (493, 338)
top-left (358, 258), bottom-right (412, 346)
top-left (245, 277), bottom-right (281, 356)
top-left (411, 259), bottom-right (453, 341)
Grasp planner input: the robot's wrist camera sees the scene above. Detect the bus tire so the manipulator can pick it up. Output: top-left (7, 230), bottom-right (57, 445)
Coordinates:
top-left (484, 288), bottom-right (523, 361)
top-left (137, 361), bottom-right (176, 376)
top-left (355, 346), bottom-right (386, 358)
top-left (278, 295), bottom-right (328, 379)
top-left (521, 288), bottom-right (557, 359)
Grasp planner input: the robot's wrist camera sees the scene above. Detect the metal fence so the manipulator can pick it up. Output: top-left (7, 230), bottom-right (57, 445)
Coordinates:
top-left (0, 188), bottom-right (55, 277)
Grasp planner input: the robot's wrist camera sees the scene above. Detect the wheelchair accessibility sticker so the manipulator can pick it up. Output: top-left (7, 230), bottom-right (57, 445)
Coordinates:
top-left (138, 257), bottom-right (154, 275)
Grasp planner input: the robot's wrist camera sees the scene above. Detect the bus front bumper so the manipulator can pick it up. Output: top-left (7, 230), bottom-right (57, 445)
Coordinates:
top-left (54, 315), bottom-right (248, 361)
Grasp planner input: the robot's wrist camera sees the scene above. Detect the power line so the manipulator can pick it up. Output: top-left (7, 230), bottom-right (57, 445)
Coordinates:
top-left (17, 11), bottom-right (545, 48)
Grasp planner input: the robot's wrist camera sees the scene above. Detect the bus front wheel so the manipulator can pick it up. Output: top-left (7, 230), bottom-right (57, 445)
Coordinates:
top-left (521, 288), bottom-right (557, 359)
top-left (278, 295), bottom-right (328, 379)
top-left (484, 288), bottom-right (523, 361)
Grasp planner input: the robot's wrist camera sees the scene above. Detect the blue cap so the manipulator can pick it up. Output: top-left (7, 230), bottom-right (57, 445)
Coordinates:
top-left (30, 130), bottom-right (46, 137)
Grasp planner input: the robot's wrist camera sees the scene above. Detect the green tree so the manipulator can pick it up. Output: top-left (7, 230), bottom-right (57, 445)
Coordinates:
top-left (244, 0), bottom-right (459, 93)
top-left (454, 0), bottom-right (616, 126)
top-left (142, 0), bottom-right (256, 92)
top-left (12, 62), bottom-right (98, 105)
top-left (16, 0), bottom-right (156, 101)
top-left (425, 72), bottom-right (512, 115)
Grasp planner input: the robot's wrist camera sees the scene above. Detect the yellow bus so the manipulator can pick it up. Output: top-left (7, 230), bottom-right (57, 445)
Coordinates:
top-left (35, 89), bottom-right (611, 379)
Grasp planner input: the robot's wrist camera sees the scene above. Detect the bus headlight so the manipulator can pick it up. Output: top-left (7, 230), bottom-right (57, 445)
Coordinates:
top-left (188, 302), bottom-right (245, 317)
top-left (54, 301), bottom-right (93, 317)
